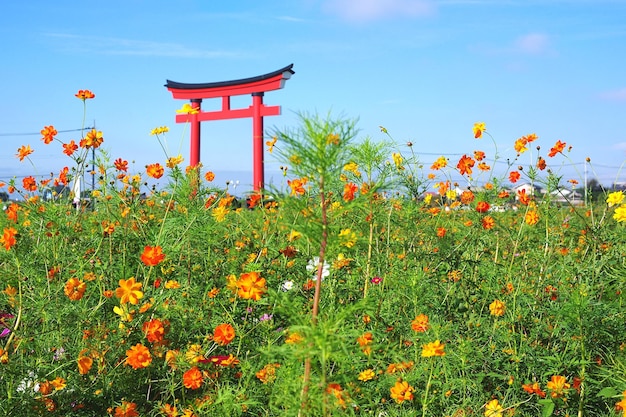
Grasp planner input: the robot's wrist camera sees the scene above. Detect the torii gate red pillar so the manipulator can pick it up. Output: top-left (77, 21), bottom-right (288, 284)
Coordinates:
top-left (165, 64), bottom-right (294, 191)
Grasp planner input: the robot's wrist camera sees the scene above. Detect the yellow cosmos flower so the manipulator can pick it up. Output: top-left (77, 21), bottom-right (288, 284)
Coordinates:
top-left (338, 228), bottom-right (357, 248)
top-left (150, 126), bottom-right (169, 136)
top-left (484, 399), bottom-right (503, 417)
top-left (489, 299), bottom-right (506, 317)
top-left (115, 277), bottom-right (143, 305)
top-left (166, 154), bottom-right (184, 168)
top-left (358, 369), bottom-right (376, 382)
top-left (607, 191), bottom-right (624, 207)
top-left (614, 205), bottom-right (626, 222)
top-left (176, 103), bottom-right (199, 115)
top-left (421, 340), bottom-right (445, 357)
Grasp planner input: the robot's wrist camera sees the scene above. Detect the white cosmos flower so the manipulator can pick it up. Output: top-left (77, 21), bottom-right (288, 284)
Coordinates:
top-left (306, 257), bottom-right (330, 281)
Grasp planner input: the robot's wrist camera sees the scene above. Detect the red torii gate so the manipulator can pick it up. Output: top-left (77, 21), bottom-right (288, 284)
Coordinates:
top-left (165, 64), bottom-right (295, 191)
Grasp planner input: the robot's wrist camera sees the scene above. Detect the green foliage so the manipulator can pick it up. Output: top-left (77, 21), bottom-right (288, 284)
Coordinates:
top-left (2, 101), bottom-right (626, 416)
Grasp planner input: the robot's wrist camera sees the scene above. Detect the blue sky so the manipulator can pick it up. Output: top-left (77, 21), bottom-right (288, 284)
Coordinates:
top-left (1, 0), bottom-right (625, 193)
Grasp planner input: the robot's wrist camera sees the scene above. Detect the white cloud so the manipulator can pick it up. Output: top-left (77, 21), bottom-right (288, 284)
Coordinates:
top-left (599, 88), bottom-right (626, 102)
top-left (322, 0), bottom-right (435, 22)
top-left (514, 33), bottom-right (551, 55)
top-left (44, 33), bottom-right (239, 59)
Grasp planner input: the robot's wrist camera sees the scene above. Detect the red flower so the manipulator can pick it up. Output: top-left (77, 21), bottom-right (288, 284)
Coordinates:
top-left (140, 245), bottom-right (165, 267)
top-left (476, 201), bottom-right (490, 213)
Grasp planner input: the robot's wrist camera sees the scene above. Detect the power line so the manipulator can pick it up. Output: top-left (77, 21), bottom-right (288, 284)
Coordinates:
top-left (0, 127), bottom-right (94, 137)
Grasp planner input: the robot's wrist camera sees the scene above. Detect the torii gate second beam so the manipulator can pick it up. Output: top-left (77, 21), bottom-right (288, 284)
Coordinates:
top-left (165, 64), bottom-right (294, 192)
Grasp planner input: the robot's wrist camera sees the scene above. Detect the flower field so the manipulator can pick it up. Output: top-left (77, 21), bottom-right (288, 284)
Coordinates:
top-left (2, 91), bottom-right (626, 416)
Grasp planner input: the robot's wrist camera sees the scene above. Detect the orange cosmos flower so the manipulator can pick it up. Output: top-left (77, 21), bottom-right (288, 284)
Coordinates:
top-left (489, 299), bottom-right (506, 317)
top-left (546, 375), bottom-right (570, 398)
top-left (343, 182), bottom-right (358, 202)
top-left (125, 343), bottom-right (152, 369)
top-left (146, 163), bottom-right (164, 179)
top-left (514, 137), bottom-right (528, 154)
top-left (204, 171), bottom-right (215, 182)
top-left (64, 278), bottom-right (87, 301)
top-left (114, 158), bottom-right (128, 172)
top-left (213, 323), bottom-right (236, 346)
top-left (509, 171), bottom-right (521, 183)
top-left (615, 390), bottom-right (626, 412)
top-left (256, 363), bottom-right (281, 384)
top-left (548, 140), bottom-right (566, 157)
top-left (16, 145), bottom-right (33, 161)
top-left (236, 271), bottom-right (267, 301)
top-left (287, 177), bottom-right (308, 196)
top-left (143, 318), bottom-right (166, 343)
top-left (357, 332), bottom-right (373, 355)
top-left (63, 140), bottom-right (78, 157)
top-left (390, 379), bottom-right (415, 403)
top-left (80, 129), bottom-right (103, 149)
top-left (77, 354), bottom-right (93, 375)
top-left (22, 176), bottom-right (37, 192)
top-left (482, 215), bottom-right (495, 230)
top-left (536, 157), bottom-right (547, 170)
top-left (459, 190), bottom-right (475, 205)
top-left (114, 401), bottom-right (138, 417)
top-left (478, 162), bottom-right (490, 171)
top-left (476, 201), bottom-right (490, 213)
top-left (41, 125), bottom-right (57, 144)
top-left (75, 89), bottom-right (95, 100)
top-left (525, 210), bottom-right (539, 225)
top-left (115, 277), bottom-right (143, 305)
top-left (140, 245), bottom-right (165, 267)
top-left (0, 227), bottom-right (17, 251)
top-left (517, 189), bottom-right (531, 205)
top-left (326, 383), bottom-right (347, 408)
top-left (457, 154), bottom-right (475, 176)
top-left (522, 382), bottom-right (546, 398)
top-left (473, 122), bottom-right (486, 138)
top-left (266, 136), bottom-right (277, 153)
top-left (5, 203), bottom-right (19, 223)
top-left (431, 156), bottom-right (448, 170)
top-left (183, 366), bottom-right (204, 389)
top-left (474, 150), bottom-right (486, 161)
top-left (411, 314), bottom-right (429, 333)
top-left (421, 340), bottom-right (445, 357)
top-left (436, 227), bottom-right (447, 238)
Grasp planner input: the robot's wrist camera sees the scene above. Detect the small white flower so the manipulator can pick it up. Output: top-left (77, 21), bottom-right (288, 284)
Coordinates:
top-left (306, 257), bottom-right (330, 281)
top-left (281, 280), bottom-right (294, 291)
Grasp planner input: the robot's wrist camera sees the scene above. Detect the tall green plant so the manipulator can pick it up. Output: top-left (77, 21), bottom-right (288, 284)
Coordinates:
top-left (272, 112), bottom-right (357, 414)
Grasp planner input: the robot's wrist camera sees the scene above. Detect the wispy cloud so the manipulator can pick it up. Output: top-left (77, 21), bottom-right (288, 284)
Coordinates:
top-left (276, 15), bottom-right (307, 23)
top-left (44, 33), bottom-right (240, 59)
top-left (599, 88), bottom-right (626, 102)
top-left (470, 32), bottom-right (554, 57)
top-left (513, 33), bottom-right (551, 55)
top-left (321, 0), bottom-right (436, 22)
